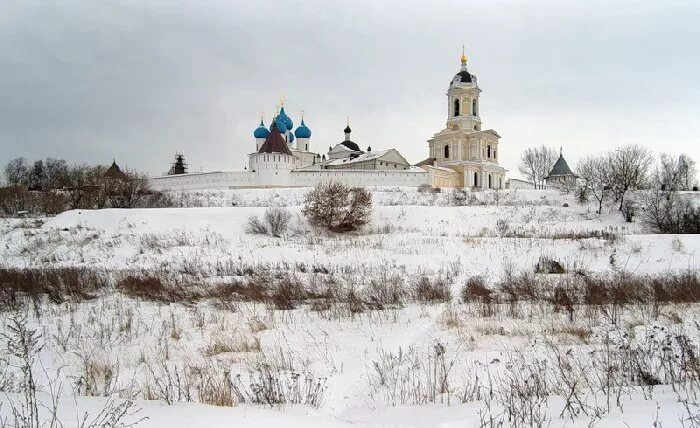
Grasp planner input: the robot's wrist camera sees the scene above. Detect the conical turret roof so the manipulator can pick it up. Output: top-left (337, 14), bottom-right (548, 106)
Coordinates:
top-left (547, 152), bottom-right (575, 178)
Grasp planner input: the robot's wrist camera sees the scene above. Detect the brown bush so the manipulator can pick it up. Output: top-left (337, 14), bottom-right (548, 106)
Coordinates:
top-left (0, 267), bottom-right (107, 309)
top-left (302, 181), bottom-right (372, 232)
top-left (117, 274), bottom-right (194, 302)
top-left (460, 276), bottom-right (492, 304)
top-left (271, 277), bottom-right (306, 310)
top-left (413, 276), bottom-right (451, 304)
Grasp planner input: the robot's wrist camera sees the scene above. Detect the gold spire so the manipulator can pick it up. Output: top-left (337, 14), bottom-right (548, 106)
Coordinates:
top-left (301, 109), bottom-right (305, 120)
top-left (280, 93), bottom-right (285, 106)
top-left (461, 44), bottom-right (467, 64)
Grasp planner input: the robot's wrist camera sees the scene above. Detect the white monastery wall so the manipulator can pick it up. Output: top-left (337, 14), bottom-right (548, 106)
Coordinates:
top-left (150, 169), bottom-right (428, 191)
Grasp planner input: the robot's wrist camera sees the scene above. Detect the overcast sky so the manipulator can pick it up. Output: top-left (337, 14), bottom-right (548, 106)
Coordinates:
top-left (1, 0), bottom-right (699, 178)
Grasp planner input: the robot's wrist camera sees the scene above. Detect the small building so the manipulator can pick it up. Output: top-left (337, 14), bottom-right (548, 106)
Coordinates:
top-left (545, 149), bottom-right (577, 191)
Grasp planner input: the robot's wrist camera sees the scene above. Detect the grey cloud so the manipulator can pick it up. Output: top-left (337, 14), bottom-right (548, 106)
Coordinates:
top-left (0, 0), bottom-right (698, 177)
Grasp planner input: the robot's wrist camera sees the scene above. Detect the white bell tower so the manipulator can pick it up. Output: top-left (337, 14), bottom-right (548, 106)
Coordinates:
top-left (446, 46), bottom-right (482, 133)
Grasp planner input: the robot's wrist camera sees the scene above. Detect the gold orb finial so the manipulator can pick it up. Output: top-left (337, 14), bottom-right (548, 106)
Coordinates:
top-left (461, 44), bottom-right (467, 64)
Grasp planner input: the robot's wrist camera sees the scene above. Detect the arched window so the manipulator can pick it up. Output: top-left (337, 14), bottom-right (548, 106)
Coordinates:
top-left (488, 174), bottom-right (492, 189)
top-left (487, 145), bottom-right (491, 158)
top-left (474, 172), bottom-right (478, 187)
top-left (472, 99), bottom-right (477, 116)
top-left (444, 145), bottom-right (450, 159)
top-left (453, 99), bottom-right (460, 117)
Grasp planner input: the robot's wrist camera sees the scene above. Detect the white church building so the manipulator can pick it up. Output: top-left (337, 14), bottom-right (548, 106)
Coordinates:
top-left (150, 50), bottom-right (507, 192)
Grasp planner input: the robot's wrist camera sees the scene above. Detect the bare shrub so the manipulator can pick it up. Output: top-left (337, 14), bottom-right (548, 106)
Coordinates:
top-left (535, 255), bottom-right (566, 274)
top-left (495, 218), bottom-right (510, 237)
top-left (461, 276), bottom-right (494, 317)
top-left (460, 276), bottom-right (489, 303)
top-left (451, 188), bottom-right (476, 206)
top-left (245, 206), bottom-right (292, 237)
top-left (638, 189), bottom-right (700, 233)
top-left (264, 206), bottom-right (291, 237)
top-left (116, 274), bottom-right (196, 303)
top-left (418, 183), bottom-right (440, 193)
top-left (271, 276), bottom-right (306, 310)
top-left (245, 214), bottom-right (268, 235)
top-left (364, 272), bottom-right (406, 308)
top-left (413, 276), bottom-right (451, 304)
top-left (302, 181), bottom-right (372, 232)
top-left (368, 343), bottom-right (455, 406)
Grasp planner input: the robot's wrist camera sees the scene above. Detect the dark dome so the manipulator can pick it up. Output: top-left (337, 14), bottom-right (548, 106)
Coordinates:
top-left (341, 141), bottom-right (360, 151)
top-left (344, 125), bottom-right (352, 133)
top-left (450, 70), bottom-right (472, 87)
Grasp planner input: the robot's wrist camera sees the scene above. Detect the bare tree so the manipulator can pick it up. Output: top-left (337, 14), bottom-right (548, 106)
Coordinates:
top-left (29, 160), bottom-right (46, 190)
top-left (607, 144), bottom-right (653, 210)
top-left (518, 146), bottom-right (558, 189)
top-left (3, 157), bottom-right (30, 187)
top-left (678, 154), bottom-right (697, 191)
top-left (656, 153), bottom-right (697, 191)
top-left (576, 155), bottom-right (612, 214)
top-left (65, 164), bottom-right (100, 209)
top-left (108, 170), bottom-right (151, 208)
top-left (44, 158), bottom-right (70, 189)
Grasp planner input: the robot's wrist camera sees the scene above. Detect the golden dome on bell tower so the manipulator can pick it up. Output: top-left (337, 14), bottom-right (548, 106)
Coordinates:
top-left (460, 44), bottom-right (467, 64)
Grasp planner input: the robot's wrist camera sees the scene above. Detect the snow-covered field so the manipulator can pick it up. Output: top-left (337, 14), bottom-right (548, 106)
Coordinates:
top-left (0, 188), bottom-right (698, 427)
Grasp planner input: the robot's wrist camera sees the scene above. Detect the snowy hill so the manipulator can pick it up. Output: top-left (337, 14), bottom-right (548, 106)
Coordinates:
top-left (0, 187), bottom-right (698, 427)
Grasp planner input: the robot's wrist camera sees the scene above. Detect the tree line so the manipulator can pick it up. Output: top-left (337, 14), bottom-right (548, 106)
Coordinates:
top-left (1, 157), bottom-right (161, 215)
top-left (519, 145), bottom-right (699, 233)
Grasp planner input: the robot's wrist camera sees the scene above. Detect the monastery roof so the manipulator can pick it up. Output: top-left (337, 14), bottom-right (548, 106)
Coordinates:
top-left (415, 157), bottom-right (436, 167)
top-left (547, 153), bottom-right (575, 177)
top-left (340, 140), bottom-right (361, 152)
top-left (258, 123), bottom-right (292, 155)
top-left (324, 149), bottom-right (392, 167)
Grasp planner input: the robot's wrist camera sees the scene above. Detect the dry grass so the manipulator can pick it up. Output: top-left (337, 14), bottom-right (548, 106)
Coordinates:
top-left (550, 325), bottom-right (592, 343)
top-left (203, 335), bottom-right (261, 357)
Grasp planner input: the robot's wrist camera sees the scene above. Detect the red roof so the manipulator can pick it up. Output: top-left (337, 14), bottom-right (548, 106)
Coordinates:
top-left (258, 124), bottom-right (292, 155)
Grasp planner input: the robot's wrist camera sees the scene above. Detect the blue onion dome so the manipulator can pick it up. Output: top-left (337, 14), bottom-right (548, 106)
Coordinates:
top-left (254, 119), bottom-right (270, 138)
top-left (289, 133), bottom-right (295, 144)
top-left (294, 119), bottom-right (312, 138)
top-left (278, 106), bottom-right (293, 130)
top-left (272, 117), bottom-right (287, 133)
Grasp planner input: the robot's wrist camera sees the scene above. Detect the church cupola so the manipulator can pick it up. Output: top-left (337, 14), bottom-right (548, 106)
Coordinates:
top-left (254, 119), bottom-right (270, 138)
top-left (294, 116), bottom-right (312, 151)
top-left (294, 118), bottom-right (312, 139)
top-left (277, 106), bottom-right (294, 130)
top-left (344, 119), bottom-right (352, 141)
